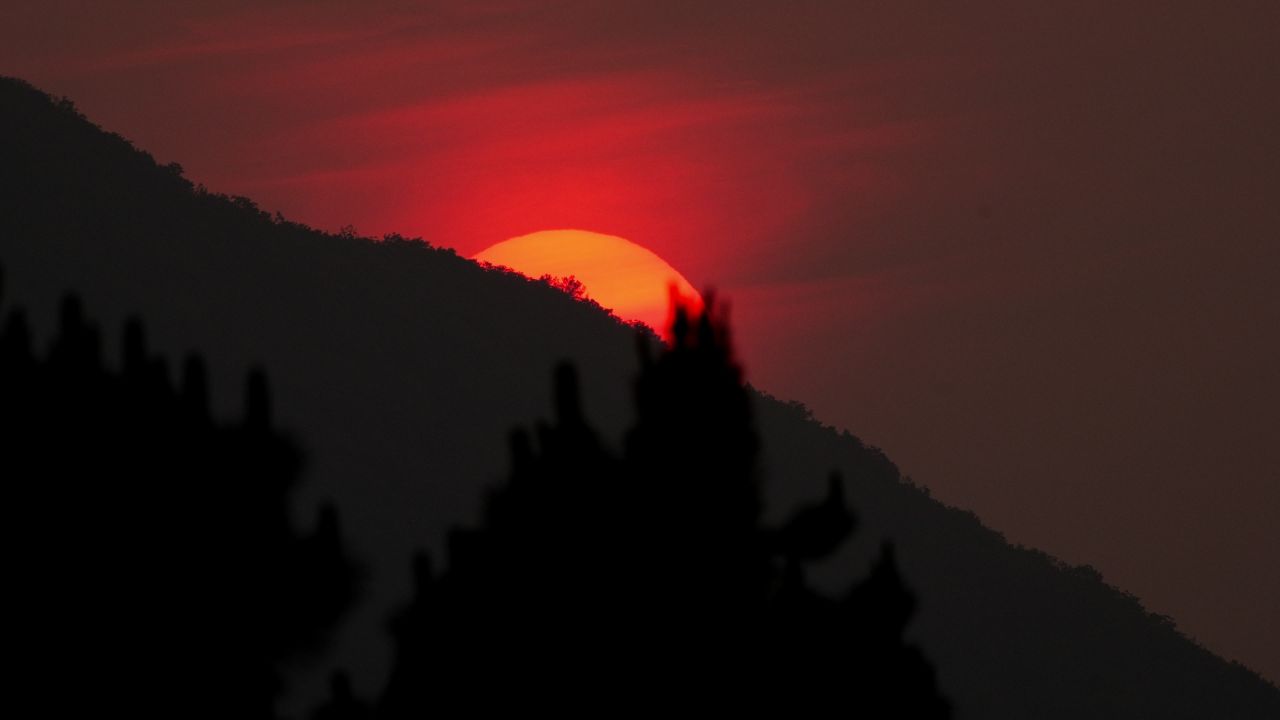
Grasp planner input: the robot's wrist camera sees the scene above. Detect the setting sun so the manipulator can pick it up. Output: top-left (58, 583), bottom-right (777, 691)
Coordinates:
top-left (473, 229), bottom-right (702, 336)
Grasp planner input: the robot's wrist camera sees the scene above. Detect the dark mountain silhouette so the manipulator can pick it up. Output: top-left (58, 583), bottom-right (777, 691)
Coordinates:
top-left (2, 76), bottom-right (1277, 718)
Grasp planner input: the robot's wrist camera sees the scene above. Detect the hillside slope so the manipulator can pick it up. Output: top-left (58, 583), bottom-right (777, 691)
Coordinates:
top-left (2, 77), bottom-right (1276, 718)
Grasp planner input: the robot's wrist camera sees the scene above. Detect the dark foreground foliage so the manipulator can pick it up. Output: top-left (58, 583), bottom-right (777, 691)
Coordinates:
top-left (365, 298), bottom-right (948, 717)
top-left (0, 268), bottom-right (357, 719)
top-left (3, 264), bottom-right (946, 717)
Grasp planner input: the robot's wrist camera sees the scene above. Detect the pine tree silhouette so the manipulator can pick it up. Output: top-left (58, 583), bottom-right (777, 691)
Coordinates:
top-left (375, 294), bottom-right (949, 717)
top-left (1, 263), bottom-right (357, 719)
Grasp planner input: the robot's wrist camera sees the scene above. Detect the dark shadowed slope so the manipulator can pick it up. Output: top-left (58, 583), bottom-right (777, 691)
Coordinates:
top-left (2, 77), bottom-right (1277, 718)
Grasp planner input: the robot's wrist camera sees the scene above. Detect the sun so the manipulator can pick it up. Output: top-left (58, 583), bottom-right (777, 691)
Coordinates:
top-left (473, 229), bottom-right (702, 337)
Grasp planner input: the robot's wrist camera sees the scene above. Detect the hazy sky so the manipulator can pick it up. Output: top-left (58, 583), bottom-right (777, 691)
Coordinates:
top-left (4, 1), bottom-right (1278, 682)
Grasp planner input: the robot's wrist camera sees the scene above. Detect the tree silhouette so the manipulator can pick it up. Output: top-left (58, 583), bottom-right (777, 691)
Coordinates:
top-left (375, 295), bottom-right (950, 717)
top-left (539, 273), bottom-right (588, 301)
top-left (1, 263), bottom-right (357, 719)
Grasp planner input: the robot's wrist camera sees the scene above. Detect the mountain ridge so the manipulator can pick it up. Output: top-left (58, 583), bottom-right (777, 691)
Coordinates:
top-left (2, 75), bottom-right (1276, 718)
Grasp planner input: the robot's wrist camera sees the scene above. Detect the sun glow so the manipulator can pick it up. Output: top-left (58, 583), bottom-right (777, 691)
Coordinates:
top-left (473, 229), bottom-right (702, 337)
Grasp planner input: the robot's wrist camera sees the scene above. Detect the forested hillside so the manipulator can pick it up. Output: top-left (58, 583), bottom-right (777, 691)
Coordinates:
top-left (3, 76), bottom-right (1276, 718)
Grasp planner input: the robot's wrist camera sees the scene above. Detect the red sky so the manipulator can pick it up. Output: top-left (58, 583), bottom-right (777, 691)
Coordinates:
top-left (4, 1), bottom-right (1278, 682)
